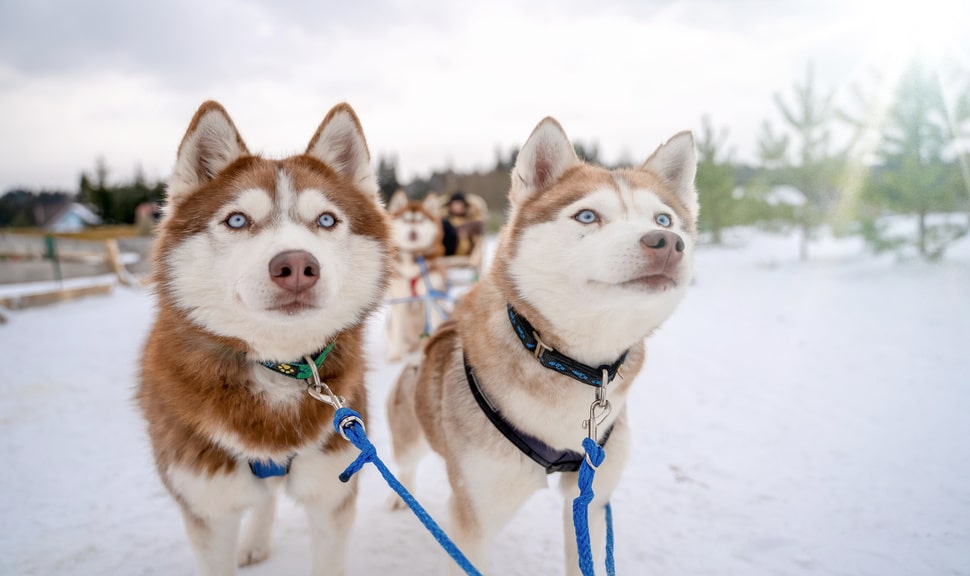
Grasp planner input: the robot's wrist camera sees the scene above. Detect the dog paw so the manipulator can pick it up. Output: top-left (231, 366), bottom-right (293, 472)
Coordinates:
top-left (238, 544), bottom-right (271, 567)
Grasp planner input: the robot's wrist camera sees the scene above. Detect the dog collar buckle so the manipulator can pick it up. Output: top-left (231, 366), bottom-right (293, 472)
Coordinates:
top-left (507, 304), bottom-right (628, 389)
top-left (532, 331), bottom-right (552, 361)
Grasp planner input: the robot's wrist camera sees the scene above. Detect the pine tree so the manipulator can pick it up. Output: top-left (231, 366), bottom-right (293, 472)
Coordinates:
top-left (766, 65), bottom-right (845, 260)
top-left (695, 115), bottom-right (737, 244)
top-left (869, 61), bottom-right (970, 259)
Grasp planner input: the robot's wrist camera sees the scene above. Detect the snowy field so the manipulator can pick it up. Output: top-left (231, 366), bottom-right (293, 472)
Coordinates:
top-left (1, 227), bottom-right (968, 576)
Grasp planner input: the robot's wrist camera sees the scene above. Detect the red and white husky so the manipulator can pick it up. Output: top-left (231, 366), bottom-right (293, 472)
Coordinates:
top-left (385, 190), bottom-right (449, 362)
top-left (138, 101), bottom-right (391, 576)
top-left (387, 117), bottom-right (698, 574)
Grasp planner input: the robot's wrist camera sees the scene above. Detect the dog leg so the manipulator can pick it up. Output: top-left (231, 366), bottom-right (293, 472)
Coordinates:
top-left (301, 484), bottom-right (356, 576)
top-left (237, 477), bottom-right (281, 567)
top-left (385, 431), bottom-right (429, 511)
top-left (559, 423), bottom-right (629, 576)
top-left (386, 363), bottom-right (430, 510)
top-left (447, 458), bottom-right (544, 574)
top-left (560, 477), bottom-right (610, 576)
top-left (180, 508), bottom-right (244, 576)
top-left (386, 309), bottom-right (403, 362)
top-left (288, 448), bottom-right (359, 576)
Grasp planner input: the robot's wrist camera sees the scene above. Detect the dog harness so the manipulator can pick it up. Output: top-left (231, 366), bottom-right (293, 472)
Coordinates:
top-left (462, 306), bottom-right (626, 474)
top-left (464, 355), bottom-right (612, 474)
top-left (249, 342), bottom-right (337, 478)
top-left (249, 456), bottom-right (293, 478)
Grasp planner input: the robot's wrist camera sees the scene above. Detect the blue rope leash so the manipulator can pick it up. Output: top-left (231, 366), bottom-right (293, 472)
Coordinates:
top-left (572, 437), bottom-right (616, 576)
top-left (333, 407), bottom-right (483, 576)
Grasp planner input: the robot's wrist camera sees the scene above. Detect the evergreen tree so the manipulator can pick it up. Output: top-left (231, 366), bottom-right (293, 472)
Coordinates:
top-left (694, 115), bottom-right (737, 243)
top-left (864, 61), bottom-right (970, 259)
top-left (377, 155), bottom-right (400, 206)
top-left (766, 65), bottom-right (846, 260)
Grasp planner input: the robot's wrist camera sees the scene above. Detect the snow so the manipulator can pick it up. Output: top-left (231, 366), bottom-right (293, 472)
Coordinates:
top-left (1, 227), bottom-right (968, 576)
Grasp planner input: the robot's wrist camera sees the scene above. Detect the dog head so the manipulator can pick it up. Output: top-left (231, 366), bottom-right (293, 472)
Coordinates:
top-left (153, 101), bottom-right (391, 361)
top-left (495, 117), bottom-right (698, 358)
top-left (387, 190), bottom-right (444, 258)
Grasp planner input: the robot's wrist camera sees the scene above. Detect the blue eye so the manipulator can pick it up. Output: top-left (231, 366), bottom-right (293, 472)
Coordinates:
top-left (226, 213), bottom-right (249, 229)
top-left (317, 212), bottom-right (337, 228)
top-left (574, 209), bottom-right (598, 224)
top-left (656, 213), bottom-right (672, 227)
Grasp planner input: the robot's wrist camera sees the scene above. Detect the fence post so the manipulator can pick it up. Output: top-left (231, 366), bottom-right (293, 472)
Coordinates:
top-left (44, 235), bottom-right (62, 284)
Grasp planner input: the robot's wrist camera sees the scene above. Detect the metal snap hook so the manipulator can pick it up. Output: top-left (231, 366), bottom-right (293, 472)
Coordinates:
top-left (303, 355), bottom-right (345, 408)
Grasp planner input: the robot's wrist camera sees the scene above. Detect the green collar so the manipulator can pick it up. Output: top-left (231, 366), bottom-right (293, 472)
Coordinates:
top-left (259, 341), bottom-right (336, 380)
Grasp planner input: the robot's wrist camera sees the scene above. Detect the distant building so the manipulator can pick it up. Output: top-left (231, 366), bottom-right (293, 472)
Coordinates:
top-left (44, 203), bottom-right (102, 233)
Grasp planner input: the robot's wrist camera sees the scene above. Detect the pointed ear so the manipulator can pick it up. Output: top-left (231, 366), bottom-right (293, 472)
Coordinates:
top-left (306, 103), bottom-right (379, 198)
top-left (510, 117), bottom-right (581, 207)
top-left (642, 131), bottom-right (698, 216)
top-left (388, 189), bottom-right (409, 213)
top-left (168, 101), bottom-right (249, 205)
top-left (422, 193), bottom-right (439, 216)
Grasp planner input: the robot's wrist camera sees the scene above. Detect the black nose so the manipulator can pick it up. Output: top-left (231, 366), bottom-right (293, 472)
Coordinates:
top-left (268, 250), bottom-right (320, 293)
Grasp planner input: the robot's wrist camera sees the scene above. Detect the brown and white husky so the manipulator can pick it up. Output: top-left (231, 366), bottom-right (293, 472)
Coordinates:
top-left (385, 190), bottom-right (449, 362)
top-left (138, 101), bottom-right (391, 576)
top-left (386, 117), bottom-right (698, 574)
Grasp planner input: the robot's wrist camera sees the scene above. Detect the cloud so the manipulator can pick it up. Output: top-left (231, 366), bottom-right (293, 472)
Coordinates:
top-left (4, 0), bottom-right (964, 192)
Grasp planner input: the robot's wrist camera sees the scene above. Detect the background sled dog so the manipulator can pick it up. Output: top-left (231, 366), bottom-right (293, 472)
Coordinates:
top-left (386, 117), bottom-right (698, 574)
top-left (385, 190), bottom-right (449, 361)
top-left (138, 101), bottom-right (391, 576)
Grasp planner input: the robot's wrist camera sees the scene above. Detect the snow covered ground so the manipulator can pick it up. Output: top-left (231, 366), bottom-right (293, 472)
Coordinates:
top-left (1, 227), bottom-right (968, 576)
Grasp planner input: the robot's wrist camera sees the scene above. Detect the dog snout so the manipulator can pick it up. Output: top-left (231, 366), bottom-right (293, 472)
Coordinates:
top-left (640, 230), bottom-right (685, 266)
top-left (268, 250), bottom-right (320, 293)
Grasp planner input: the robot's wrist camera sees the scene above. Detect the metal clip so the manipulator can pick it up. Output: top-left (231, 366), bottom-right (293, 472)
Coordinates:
top-left (303, 355), bottom-right (345, 409)
top-left (532, 331), bottom-right (551, 360)
top-left (583, 398), bottom-right (612, 441)
top-left (583, 369), bottom-right (612, 441)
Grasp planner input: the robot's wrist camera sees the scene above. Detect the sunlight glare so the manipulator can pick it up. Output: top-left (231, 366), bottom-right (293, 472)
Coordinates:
top-left (857, 0), bottom-right (968, 66)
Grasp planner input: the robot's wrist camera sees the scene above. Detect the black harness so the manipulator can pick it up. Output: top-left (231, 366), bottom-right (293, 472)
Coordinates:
top-left (462, 305), bottom-right (627, 474)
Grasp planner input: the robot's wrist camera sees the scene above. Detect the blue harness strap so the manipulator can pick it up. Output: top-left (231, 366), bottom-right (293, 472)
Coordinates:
top-left (249, 457), bottom-right (290, 478)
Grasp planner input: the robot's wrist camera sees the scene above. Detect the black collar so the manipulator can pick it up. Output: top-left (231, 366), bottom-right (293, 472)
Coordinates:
top-left (506, 305), bottom-right (627, 388)
top-left (464, 353), bottom-right (612, 474)
top-left (259, 341), bottom-right (336, 380)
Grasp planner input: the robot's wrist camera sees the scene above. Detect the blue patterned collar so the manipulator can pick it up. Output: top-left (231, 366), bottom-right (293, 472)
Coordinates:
top-left (506, 304), bottom-right (626, 388)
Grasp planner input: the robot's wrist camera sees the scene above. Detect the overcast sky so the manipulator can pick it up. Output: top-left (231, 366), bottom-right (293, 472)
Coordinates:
top-left (1, 0), bottom-right (968, 193)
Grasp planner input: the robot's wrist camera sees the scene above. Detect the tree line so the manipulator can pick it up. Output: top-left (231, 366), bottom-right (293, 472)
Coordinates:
top-left (697, 61), bottom-right (969, 261)
top-left (0, 158), bottom-right (164, 229)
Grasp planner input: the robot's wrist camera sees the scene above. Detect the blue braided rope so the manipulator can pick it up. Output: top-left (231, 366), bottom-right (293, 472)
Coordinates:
top-left (606, 502), bottom-right (615, 575)
top-left (333, 407), bottom-right (483, 576)
top-left (572, 437), bottom-right (616, 576)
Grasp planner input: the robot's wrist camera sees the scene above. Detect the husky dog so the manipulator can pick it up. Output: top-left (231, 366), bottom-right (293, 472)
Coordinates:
top-left (385, 190), bottom-right (449, 361)
top-left (386, 117), bottom-right (697, 574)
top-left (138, 101), bottom-right (391, 576)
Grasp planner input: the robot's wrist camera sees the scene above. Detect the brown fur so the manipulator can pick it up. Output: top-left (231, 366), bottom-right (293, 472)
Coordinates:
top-left (386, 122), bottom-right (696, 574)
top-left (139, 310), bottom-right (370, 478)
top-left (138, 100), bottom-right (390, 575)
